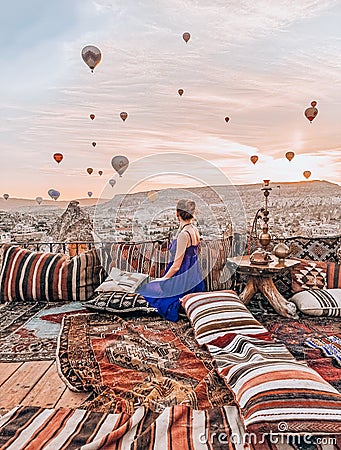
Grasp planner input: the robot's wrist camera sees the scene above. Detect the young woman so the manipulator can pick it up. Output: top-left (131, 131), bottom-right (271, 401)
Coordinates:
top-left (138, 199), bottom-right (205, 321)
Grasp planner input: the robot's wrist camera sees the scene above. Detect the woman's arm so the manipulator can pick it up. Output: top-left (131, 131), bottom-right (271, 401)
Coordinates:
top-left (161, 232), bottom-right (188, 280)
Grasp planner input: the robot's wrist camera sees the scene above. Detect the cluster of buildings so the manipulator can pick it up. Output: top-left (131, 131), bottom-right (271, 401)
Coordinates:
top-left (1, 181), bottom-right (341, 246)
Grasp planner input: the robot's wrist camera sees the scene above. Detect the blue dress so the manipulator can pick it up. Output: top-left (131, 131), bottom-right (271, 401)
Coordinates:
top-left (137, 230), bottom-right (205, 322)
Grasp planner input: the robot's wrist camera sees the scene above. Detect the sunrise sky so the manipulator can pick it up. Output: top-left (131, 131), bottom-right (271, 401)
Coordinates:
top-left (1, 0), bottom-right (341, 200)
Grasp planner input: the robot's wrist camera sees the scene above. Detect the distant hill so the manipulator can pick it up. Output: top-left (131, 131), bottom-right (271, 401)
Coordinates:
top-left (1, 180), bottom-right (340, 214)
top-left (0, 197), bottom-right (110, 212)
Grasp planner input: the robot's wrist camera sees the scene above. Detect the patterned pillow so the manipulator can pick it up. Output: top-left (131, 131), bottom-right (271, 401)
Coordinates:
top-left (0, 245), bottom-right (104, 303)
top-left (83, 291), bottom-right (157, 315)
top-left (149, 239), bottom-right (170, 278)
top-left (181, 291), bottom-right (268, 345)
top-left (110, 241), bottom-right (154, 275)
top-left (291, 258), bottom-right (327, 293)
top-left (198, 237), bottom-right (232, 291)
top-left (291, 288), bottom-right (341, 317)
top-left (220, 359), bottom-right (341, 435)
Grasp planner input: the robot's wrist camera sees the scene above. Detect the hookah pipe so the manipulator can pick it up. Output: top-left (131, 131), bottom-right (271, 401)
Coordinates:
top-left (249, 180), bottom-right (273, 264)
top-left (248, 207), bottom-right (265, 254)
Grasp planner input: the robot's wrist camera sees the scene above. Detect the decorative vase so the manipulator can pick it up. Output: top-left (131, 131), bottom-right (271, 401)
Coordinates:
top-left (273, 242), bottom-right (290, 263)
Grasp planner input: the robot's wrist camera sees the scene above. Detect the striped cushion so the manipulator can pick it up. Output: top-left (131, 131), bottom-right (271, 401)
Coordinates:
top-left (0, 245), bottom-right (104, 303)
top-left (221, 359), bottom-right (341, 434)
top-left (181, 291), bottom-right (267, 345)
top-left (291, 288), bottom-right (341, 316)
top-left (207, 334), bottom-right (295, 369)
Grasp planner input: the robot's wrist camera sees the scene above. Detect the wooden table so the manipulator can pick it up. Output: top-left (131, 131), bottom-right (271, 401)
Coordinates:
top-left (227, 255), bottom-right (300, 318)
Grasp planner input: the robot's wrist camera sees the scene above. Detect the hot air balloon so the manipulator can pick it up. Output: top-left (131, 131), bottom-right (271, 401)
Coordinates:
top-left (285, 151), bottom-right (295, 162)
top-left (98, 170), bottom-right (103, 176)
top-left (48, 189), bottom-right (60, 201)
top-left (81, 45), bottom-right (102, 72)
top-left (87, 167), bottom-right (93, 175)
top-left (111, 155), bottom-right (129, 177)
top-left (148, 190), bottom-right (158, 202)
top-left (250, 155), bottom-right (258, 165)
top-left (304, 101), bottom-right (318, 123)
top-left (178, 89), bottom-right (184, 96)
top-left (109, 178), bottom-right (116, 188)
top-left (90, 114), bottom-right (95, 120)
top-left (92, 142), bottom-right (96, 148)
top-left (120, 112), bottom-right (128, 122)
top-left (3, 194), bottom-right (9, 201)
top-left (224, 117), bottom-right (230, 123)
top-left (88, 191), bottom-right (93, 198)
top-left (53, 153), bottom-right (63, 164)
top-left (182, 32), bottom-right (190, 43)
top-left (303, 171), bottom-right (311, 179)
top-left (35, 196), bottom-right (43, 205)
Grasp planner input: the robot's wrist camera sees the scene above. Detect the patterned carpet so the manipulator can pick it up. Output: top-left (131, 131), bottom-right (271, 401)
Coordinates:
top-left (248, 294), bottom-right (341, 392)
top-left (57, 313), bottom-right (235, 414)
top-left (0, 302), bottom-right (86, 362)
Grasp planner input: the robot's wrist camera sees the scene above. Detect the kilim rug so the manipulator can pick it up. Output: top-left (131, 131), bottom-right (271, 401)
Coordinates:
top-left (0, 404), bottom-right (243, 450)
top-left (248, 295), bottom-right (341, 392)
top-left (57, 313), bottom-right (235, 414)
top-left (1, 405), bottom-right (340, 450)
top-left (0, 302), bottom-right (86, 362)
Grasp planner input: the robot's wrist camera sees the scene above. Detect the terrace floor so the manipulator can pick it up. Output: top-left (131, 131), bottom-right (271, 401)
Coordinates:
top-left (0, 361), bottom-right (89, 416)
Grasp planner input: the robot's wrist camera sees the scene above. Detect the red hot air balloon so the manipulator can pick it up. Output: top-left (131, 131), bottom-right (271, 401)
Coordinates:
top-left (285, 151), bottom-right (295, 162)
top-left (120, 112), bottom-right (128, 122)
top-left (98, 170), bottom-right (103, 176)
top-left (224, 117), bottom-right (230, 123)
top-left (250, 155), bottom-right (258, 165)
top-left (92, 142), bottom-right (96, 148)
top-left (182, 32), bottom-right (190, 43)
top-left (90, 114), bottom-right (95, 120)
top-left (304, 101), bottom-right (318, 123)
top-left (87, 167), bottom-right (93, 175)
top-left (303, 170), bottom-right (311, 179)
top-left (81, 45), bottom-right (102, 72)
top-left (178, 89), bottom-right (184, 96)
top-left (53, 153), bottom-right (63, 164)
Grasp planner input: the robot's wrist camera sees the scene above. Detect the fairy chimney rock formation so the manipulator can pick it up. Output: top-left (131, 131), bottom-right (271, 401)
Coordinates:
top-left (49, 200), bottom-right (94, 243)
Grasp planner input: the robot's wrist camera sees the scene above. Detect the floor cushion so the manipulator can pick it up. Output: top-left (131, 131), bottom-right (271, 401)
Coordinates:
top-left (0, 245), bottom-right (104, 303)
top-left (291, 258), bottom-right (327, 293)
top-left (220, 358), bottom-right (341, 435)
top-left (83, 291), bottom-right (157, 315)
top-left (291, 288), bottom-right (341, 317)
top-left (181, 291), bottom-right (268, 345)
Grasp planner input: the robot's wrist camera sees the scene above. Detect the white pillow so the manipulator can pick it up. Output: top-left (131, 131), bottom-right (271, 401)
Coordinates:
top-left (290, 288), bottom-right (341, 316)
top-left (96, 267), bottom-right (149, 293)
top-left (95, 280), bottom-right (121, 292)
